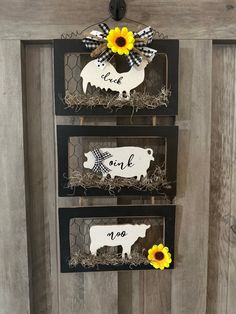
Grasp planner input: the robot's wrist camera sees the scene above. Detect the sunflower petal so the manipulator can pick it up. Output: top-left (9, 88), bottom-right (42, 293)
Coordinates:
top-left (152, 245), bottom-right (159, 250)
top-left (115, 27), bottom-right (121, 34)
top-left (127, 43), bottom-right (134, 50)
top-left (127, 36), bottom-right (134, 42)
top-left (111, 46), bottom-right (118, 53)
top-left (121, 27), bottom-right (128, 36)
top-left (150, 262), bottom-right (159, 269)
top-left (118, 48), bottom-right (124, 55)
top-left (163, 247), bottom-right (169, 254)
top-left (109, 30), bottom-right (115, 36)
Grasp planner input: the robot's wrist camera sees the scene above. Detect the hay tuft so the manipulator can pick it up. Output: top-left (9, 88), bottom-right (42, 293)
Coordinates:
top-left (63, 87), bottom-right (171, 113)
top-left (69, 250), bottom-right (150, 269)
top-left (68, 166), bottom-right (171, 194)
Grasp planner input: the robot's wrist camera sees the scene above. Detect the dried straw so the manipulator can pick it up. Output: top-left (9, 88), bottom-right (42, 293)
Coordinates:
top-left (64, 87), bottom-right (171, 113)
top-left (69, 250), bottom-right (150, 269)
top-left (68, 166), bottom-right (171, 194)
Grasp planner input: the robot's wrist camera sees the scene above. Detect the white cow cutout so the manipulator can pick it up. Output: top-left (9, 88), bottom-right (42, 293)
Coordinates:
top-left (83, 146), bottom-right (154, 180)
top-left (80, 59), bottom-right (149, 100)
top-left (89, 224), bottom-right (151, 258)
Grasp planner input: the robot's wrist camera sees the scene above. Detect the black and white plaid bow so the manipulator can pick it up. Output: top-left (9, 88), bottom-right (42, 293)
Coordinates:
top-left (91, 148), bottom-right (112, 175)
top-left (82, 23), bottom-right (157, 67)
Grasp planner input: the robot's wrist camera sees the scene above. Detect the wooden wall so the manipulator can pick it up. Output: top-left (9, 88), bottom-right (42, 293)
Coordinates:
top-left (0, 1), bottom-right (236, 314)
top-left (1, 0), bottom-right (236, 39)
top-left (22, 39), bottom-right (213, 314)
top-left (0, 40), bottom-right (30, 314)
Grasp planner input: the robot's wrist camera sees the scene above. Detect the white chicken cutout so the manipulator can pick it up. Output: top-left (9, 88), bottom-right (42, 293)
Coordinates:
top-left (80, 58), bottom-right (151, 100)
top-left (90, 224), bottom-right (151, 258)
top-left (83, 146), bottom-right (154, 181)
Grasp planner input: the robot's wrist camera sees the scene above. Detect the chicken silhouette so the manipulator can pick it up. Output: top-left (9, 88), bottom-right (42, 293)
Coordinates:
top-left (80, 58), bottom-right (151, 100)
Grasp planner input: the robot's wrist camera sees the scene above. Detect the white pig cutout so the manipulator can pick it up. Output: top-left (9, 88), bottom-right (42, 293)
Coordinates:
top-left (83, 146), bottom-right (154, 180)
top-left (80, 58), bottom-right (149, 100)
top-left (90, 224), bottom-right (151, 258)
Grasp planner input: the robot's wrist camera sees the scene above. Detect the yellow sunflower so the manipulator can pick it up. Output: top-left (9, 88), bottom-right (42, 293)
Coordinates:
top-left (107, 27), bottom-right (135, 55)
top-left (147, 244), bottom-right (172, 270)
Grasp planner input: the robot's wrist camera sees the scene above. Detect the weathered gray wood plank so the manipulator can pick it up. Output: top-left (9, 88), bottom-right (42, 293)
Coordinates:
top-left (83, 272), bottom-right (118, 314)
top-left (172, 40), bottom-right (212, 314)
top-left (227, 100), bottom-right (236, 314)
top-left (24, 44), bottom-right (59, 314)
top-left (118, 271), bottom-right (145, 314)
top-left (80, 119), bottom-right (118, 314)
top-left (207, 45), bottom-right (236, 314)
top-left (116, 116), bottom-right (172, 313)
top-left (59, 273), bottom-right (85, 314)
top-left (0, 1), bottom-right (236, 39)
top-left (227, 56), bottom-right (236, 313)
top-left (0, 40), bottom-right (30, 314)
top-left (20, 39), bottom-right (236, 314)
top-left (144, 270), bottom-right (171, 314)
top-left (57, 114), bottom-right (118, 314)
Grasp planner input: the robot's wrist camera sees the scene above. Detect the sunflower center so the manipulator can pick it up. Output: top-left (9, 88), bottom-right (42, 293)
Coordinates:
top-left (115, 36), bottom-right (126, 47)
top-left (155, 252), bottom-right (164, 260)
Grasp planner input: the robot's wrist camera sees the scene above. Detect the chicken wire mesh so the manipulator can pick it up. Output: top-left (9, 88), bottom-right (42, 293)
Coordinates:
top-left (65, 53), bottom-right (108, 97)
top-left (69, 216), bottom-right (164, 255)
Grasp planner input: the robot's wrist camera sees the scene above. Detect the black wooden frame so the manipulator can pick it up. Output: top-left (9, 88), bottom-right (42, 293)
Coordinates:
top-left (54, 39), bottom-right (179, 116)
top-left (57, 125), bottom-right (178, 199)
top-left (59, 205), bottom-right (175, 272)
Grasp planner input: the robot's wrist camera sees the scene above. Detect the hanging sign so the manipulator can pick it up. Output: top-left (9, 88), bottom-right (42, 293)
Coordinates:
top-left (90, 224), bottom-right (151, 258)
top-left (81, 24), bottom-right (157, 100)
top-left (83, 146), bottom-right (154, 180)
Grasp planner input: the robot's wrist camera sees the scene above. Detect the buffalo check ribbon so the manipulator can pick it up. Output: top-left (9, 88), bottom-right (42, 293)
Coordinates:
top-left (91, 148), bottom-right (112, 175)
top-left (82, 23), bottom-right (157, 67)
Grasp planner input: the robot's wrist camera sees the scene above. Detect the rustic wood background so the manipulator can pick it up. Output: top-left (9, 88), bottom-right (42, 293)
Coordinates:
top-left (0, 1), bottom-right (236, 313)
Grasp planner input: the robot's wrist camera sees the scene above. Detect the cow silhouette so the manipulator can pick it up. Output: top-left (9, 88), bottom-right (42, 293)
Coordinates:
top-left (90, 224), bottom-right (151, 258)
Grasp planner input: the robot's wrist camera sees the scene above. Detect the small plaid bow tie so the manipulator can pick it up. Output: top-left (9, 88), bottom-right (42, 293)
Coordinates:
top-left (92, 148), bottom-right (112, 175)
top-left (82, 23), bottom-right (157, 67)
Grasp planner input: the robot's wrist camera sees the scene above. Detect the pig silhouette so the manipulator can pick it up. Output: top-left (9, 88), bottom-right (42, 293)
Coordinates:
top-left (83, 146), bottom-right (154, 180)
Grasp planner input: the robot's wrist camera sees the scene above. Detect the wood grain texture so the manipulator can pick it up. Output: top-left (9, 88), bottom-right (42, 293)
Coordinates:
top-left (118, 272), bottom-right (144, 314)
top-left (24, 44), bottom-right (59, 314)
top-left (58, 116), bottom-right (118, 314)
top-left (19, 38), bottom-right (236, 314)
top-left (227, 86), bottom-right (236, 314)
top-left (144, 270), bottom-right (171, 313)
top-left (142, 112), bottom-right (172, 314)
top-left (115, 118), bottom-right (172, 313)
top-left (227, 113), bottom-right (236, 314)
top-left (80, 119), bottom-right (118, 314)
top-left (0, 40), bottom-right (30, 314)
top-left (172, 40), bottom-right (212, 314)
top-left (83, 272), bottom-right (118, 314)
top-left (207, 45), bottom-right (236, 314)
top-left (0, 1), bottom-right (236, 39)
top-left (118, 251), bottom-right (171, 314)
